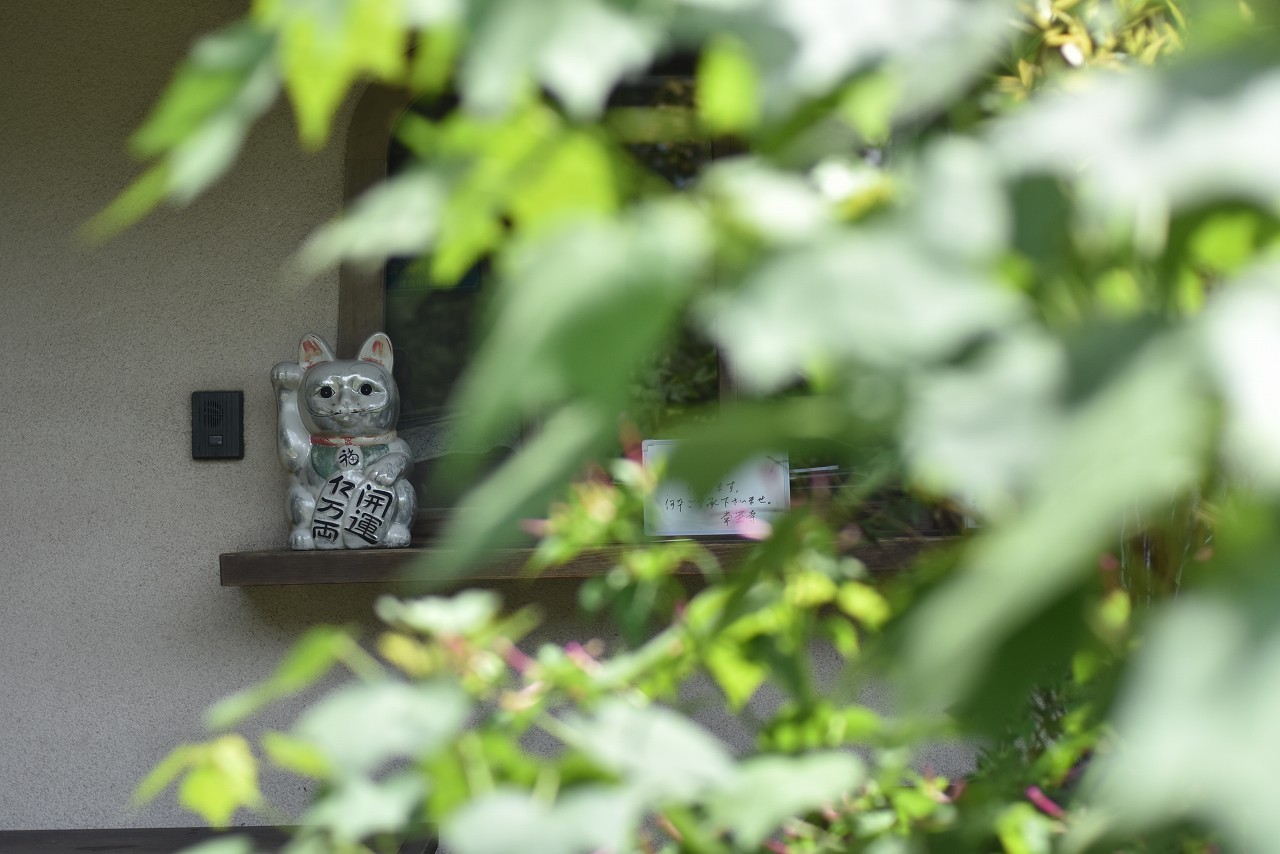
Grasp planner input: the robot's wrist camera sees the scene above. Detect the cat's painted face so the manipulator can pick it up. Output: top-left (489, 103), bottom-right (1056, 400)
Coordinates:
top-left (296, 333), bottom-right (400, 437)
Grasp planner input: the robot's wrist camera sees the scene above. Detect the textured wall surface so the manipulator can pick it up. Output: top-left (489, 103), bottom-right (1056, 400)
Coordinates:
top-left (0, 2), bottom-right (972, 832)
top-left (0, 1), bottom-right (372, 829)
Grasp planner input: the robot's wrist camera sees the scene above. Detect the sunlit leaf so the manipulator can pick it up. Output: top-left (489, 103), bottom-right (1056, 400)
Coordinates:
top-left (736, 0), bottom-right (1007, 121)
top-left (1190, 210), bottom-right (1259, 274)
top-left (996, 802), bottom-right (1058, 854)
top-left (698, 35), bottom-right (760, 134)
top-left (176, 735), bottom-right (261, 828)
top-left (836, 581), bottom-right (891, 631)
top-left (839, 71), bottom-right (897, 142)
top-left (507, 131), bottom-right (619, 233)
top-left (705, 639), bottom-right (767, 710)
top-left (410, 24), bottom-right (462, 94)
top-left (263, 0), bottom-right (408, 147)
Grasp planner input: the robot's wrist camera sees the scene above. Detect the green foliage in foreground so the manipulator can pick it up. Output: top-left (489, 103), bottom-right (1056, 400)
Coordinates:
top-left (114, 0), bottom-right (1280, 850)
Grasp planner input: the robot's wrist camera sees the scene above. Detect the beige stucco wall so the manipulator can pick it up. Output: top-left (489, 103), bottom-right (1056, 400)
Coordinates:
top-left (0, 1), bottom-right (381, 829)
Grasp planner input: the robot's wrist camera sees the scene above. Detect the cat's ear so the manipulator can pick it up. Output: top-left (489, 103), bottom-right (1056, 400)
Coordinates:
top-left (298, 334), bottom-right (336, 368)
top-left (358, 332), bottom-right (394, 371)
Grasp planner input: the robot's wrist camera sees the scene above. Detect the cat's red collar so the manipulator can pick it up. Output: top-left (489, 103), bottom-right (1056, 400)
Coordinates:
top-left (310, 433), bottom-right (395, 447)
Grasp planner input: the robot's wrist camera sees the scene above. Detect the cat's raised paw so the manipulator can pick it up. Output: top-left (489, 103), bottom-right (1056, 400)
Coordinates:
top-left (271, 361), bottom-right (304, 390)
top-left (383, 524), bottom-right (411, 547)
top-left (289, 529), bottom-right (316, 550)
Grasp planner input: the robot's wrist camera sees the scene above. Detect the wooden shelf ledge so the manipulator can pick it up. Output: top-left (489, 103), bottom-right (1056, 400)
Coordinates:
top-left (220, 537), bottom-right (945, 587)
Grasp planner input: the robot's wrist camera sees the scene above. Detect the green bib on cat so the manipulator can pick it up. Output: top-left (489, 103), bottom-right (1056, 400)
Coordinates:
top-left (311, 444), bottom-right (390, 479)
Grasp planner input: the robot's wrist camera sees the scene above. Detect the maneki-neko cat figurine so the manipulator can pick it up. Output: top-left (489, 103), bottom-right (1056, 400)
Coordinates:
top-left (272, 333), bottom-right (415, 549)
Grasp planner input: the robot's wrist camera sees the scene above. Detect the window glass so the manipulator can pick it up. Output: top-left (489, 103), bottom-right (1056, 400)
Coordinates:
top-left (384, 78), bottom-right (721, 529)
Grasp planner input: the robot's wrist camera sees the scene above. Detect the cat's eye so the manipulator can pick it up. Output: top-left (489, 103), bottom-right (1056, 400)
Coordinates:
top-left (359, 383), bottom-right (374, 396)
top-left (318, 387), bottom-right (334, 399)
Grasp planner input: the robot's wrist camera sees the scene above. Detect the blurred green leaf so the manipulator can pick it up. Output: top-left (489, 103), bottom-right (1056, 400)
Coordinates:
top-left (461, 0), bottom-right (661, 117)
top-left (168, 112), bottom-right (252, 204)
top-left (705, 638), bottom-right (767, 710)
top-left (205, 626), bottom-right (350, 730)
top-left (702, 231), bottom-right (1022, 392)
top-left (667, 397), bottom-right (877, 499)
top-left (910, 136), bottom-right (1010, 264)
top-left (839, 72), bottom-right (896, 142)
top-left (836, 581), bottom-right (891, 631)
top-left (294, 681), bottom-right (470, 776)
top-left (1202, 264), bottom-right (1280, 487)
top-left (992, 63), bottom-right (1280, 228)
top-left (296, 170), bottom-right (446, 274)
top-left (451, 199), bottom-right (710, 446)
top-left (1190, 210), bottom-right (1259, 273)
top-left (904, 330), bottom-right (1064, 522)
top-left (703, 157), bottom-right (831, 244)
top-left (261, 0), bottom-right (408, 147)
top-left (1070, 592), bottom-right (1280, 852)
top-left (261, 731), bottom-right (332, 780)
top-left (561, 699), bottom-right (734, 802)
top-left (427, 403), bottom-right (609, 577)
top-left (410, 24), bottom-right (461, 93)
top-left (507, 130), bottom-right (618, 233)
top-left (698, 35), bottom-right (760, 134)
top-left (902, 340), bottom-right (1211, 712)
top-left (177, 735), bottom-right (261, 828)
top-left (302, 773), bottom-right (426, 842)
top-left (706, 752), bottom-right (864, 849)
top-left (83, 164), bottom-right (171, 243)
top-left (96, 19), bottom-right (280, 230)
top-left (175, 838), bottom-right (257, 854)
top-left (130, 21), bottom-right (275, 159)
top-left (133, 745), bottom-right (196, 807)
top-left (709, 0), bottom-right (1007, 123)
top-left (375, 590), bottom-right (500, 636)
top-left (444, 786), bottom-right (641, 854)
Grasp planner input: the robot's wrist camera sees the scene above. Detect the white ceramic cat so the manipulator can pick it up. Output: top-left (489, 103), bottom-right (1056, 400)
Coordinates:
top-left (272, 333), bottom-right (415, 549)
